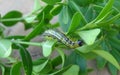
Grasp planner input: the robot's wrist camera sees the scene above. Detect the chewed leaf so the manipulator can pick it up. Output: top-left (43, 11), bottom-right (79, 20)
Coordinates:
top-left (78, 28), bottom-right (100, 45)
top-left (0, 39), bottom-right (12, 58)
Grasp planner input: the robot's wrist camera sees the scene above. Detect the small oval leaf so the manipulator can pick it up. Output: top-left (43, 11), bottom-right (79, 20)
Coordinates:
top-left (62, 65), bottom-right (79, 75)
top-left (10, 62), bottom-right (22, 75)
top-left (67, 12), bottom-right (82, 34)
top-left (2, 11), bottom-right (22, 26)
top-left (0, 39), bottom-right (12, 58)
top-left (18, 45), bottom-right (32, 75)
top-left (42, 40), bottom-right (56, 57)
top-left (78, 28), bottom-right (100, 45)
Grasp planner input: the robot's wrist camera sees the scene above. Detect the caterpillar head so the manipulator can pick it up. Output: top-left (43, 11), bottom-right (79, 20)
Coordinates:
top-left (77, 40), bottom-right (84, 46)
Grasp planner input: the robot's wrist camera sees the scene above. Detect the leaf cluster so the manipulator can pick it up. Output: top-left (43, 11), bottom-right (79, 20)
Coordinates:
top-left (0, 0), bottom-right (120, 75)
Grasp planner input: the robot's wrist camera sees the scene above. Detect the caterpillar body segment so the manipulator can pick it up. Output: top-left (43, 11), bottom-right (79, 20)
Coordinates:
top-left (43, 29), bottom-right (83, 48)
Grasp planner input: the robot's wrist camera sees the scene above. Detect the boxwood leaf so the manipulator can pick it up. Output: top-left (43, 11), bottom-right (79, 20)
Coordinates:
top-left (77, 28), bottom-right (100, 45)
top-left (50, 5), bottom-right (63, 16)
top-left (0, 39), bottom-right (12, 58)
top-left (67, 12), bottom-right (82, 34)
top-left (108, 63), bottom-right (118, 75)
top-left (42, 0), bottom-right (61, 5)
top-left (57, 49), bottom-right (65, 67)
top-left (2, 11), bottom-right (22, 26)
top-left (18, 45), bottom-right (32, 75)
top-left (24, 13), bottom-right (44, 41)
top-left (10, 62), bottom-right (22, 75)
top-left (33, 60), bottom-right (48, 73)
top-left (62, 65), bottom-right (79, 75)
top-left (0, 64), bottom-right (5, 75)
top-left (94, 0), bottom-right (114, 21)
top-left (96, 57), bottom-right (107, 69)
top-left (92, 50), bottom-right (120, 70)
top-left (42, 40), bottom-right (56, 57)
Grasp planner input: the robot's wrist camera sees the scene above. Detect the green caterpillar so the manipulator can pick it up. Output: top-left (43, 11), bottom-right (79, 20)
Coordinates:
top-left (43, 29), bottom-right (83, 48)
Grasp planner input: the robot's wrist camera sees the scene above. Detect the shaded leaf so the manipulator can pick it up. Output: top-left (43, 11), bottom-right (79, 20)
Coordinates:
top-left (57, 49), bottom-right (65, 67)
top-left (108, 63), bottom-right (118, 75)
top-left (62, 65), bottom-right (79, 75)
top-left (42, 0), bottom-right (61, 5)
top-left (92, 50), bottom-right (120, 70)
top-left (64, 51), bottom-right (87, 75)
top-left (33, 60), bottom-right (48, 73)
top-left (50, 5), bottom-right (63, 16)
top-left (94, 0), bottom-right (114, 21)
top-left (19, 45), bottom-right (32, 75)
top-left (10, 62), bottom-right (22, 75)
top-left (0, 64), bottom-right (5, 75)
top-left (96, 57), bottom-right (107, 69)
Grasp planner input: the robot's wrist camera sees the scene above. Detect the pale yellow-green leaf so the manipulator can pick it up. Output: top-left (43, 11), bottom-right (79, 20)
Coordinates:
top-left (78, 28), bottom-right (100, 45)
top-left (0, 39), bottom-right (12, 58)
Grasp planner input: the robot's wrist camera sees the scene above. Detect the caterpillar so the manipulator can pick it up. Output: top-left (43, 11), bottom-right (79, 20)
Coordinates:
top-left (43, 29), bottom-right (83, 48)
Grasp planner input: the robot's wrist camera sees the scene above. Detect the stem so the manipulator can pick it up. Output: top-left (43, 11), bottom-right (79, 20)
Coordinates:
top-left (0, 17), bottom-right (25, 22)
top-left (12, 40), bottom-right (42, 47)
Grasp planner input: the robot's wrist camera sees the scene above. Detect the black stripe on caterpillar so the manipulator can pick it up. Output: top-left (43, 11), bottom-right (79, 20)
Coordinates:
top-left (43, 29), bottom-right (83, 48)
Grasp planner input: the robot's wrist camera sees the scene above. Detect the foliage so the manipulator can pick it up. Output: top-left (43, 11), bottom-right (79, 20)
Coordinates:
top-left (0, 0), bottom-right (120, 75)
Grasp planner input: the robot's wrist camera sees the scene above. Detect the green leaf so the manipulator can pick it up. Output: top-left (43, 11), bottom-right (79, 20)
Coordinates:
top-left (92, 50), bottom-right (120, 70)
top-left (42, 0), bottom-right (61, 5)
top-left (10, 62), bottom-right (22, 75)
top-left (24, 16), bottom-right (36, 23)
top-left (69, 1), bottom-right (87, 24)
top-left (108, 63), bottom-right (118, 75)
top-left (62, 65), bottom-right (79, 75)
top-left (0, 64), bottom-right (5, 75)
top-left (49, 65), bottom-right (71, 75)
top-left (76, 45), bottom-right (96, 53)
top-left (95, 10), bottom-right (112, 23)
top-left (33, 58), bottom-right (47, 65)
top-left (105, 13), bottom-right (120, 24)
top-left (0, 39), bottom-right (12, 58)
top-left (96, 57), bottom-right (107, 69)
top-left (24, 0), bottom-right (41, 23)
top-left (32, 0), bottom-right (41, 12)
top-left (42, 40), bottom-right (56, 57)
top-left (50, 5), bottom-right (63, 16)
top-left (64, 51), bottom-right (87, 75)
top-left (18, 45), bottom-right (32, 75)
top-left (110, 50), bottom-right (120, 63)
top-left (24, 13), bottom-right (44, 41)
top-left (67, 12), bottom-right (82, 34)
top-left (1, 11), bottom-right (22, 26)
top-left (77, 28), bottom-right (101, 45)
top-left (94, 0), bottom-right (114, 21)
top-left (4, 66), bottom-right (11, 75)
top-left (51, 56), bottom-right (62, 68)
top-left (57, 49), bottom-right (65, 67)
top-left (59, 6), bottom-right (70, 32)
top-left (62, 6), bottom-right (69, 25)
top-left (33, 60), bottom-right (48, 73)
top-left (113, 0), bottom-right (120, 12)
